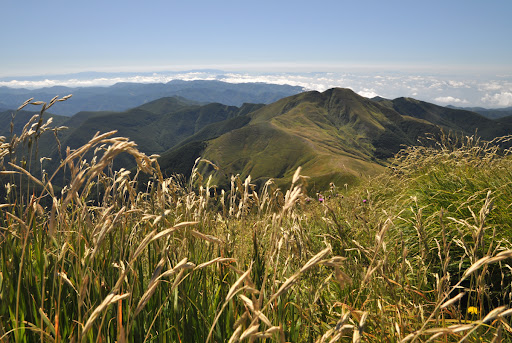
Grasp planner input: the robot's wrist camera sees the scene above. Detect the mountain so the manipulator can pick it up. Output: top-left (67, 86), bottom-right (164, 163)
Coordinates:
top-left (158, 90), bottom-right (429, 189)
top-left (27, 97), bottom-right (264, 178)
top-left (158, 89), bottom-right (512, 190)
top-left (497, 115), bottom-right (512, 125)
top-left (446, 105), bottom-right (512, 119)
top-left (0, 80), bottom-right (303, 116)
top-left (56, 98), bottom-right (263, 155)
top-left (0, 109), bottom-right (68, 137)
top-left (3, 88), bottom-right (511, 192)
top-left (376, 97), bottom-right (510, 139)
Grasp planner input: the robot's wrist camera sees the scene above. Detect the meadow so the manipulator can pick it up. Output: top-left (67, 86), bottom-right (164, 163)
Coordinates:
top-left (1, 97), bottom-right (512, 342)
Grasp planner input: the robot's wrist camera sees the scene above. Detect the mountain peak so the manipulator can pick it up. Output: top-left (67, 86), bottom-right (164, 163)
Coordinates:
top-left (323, 87), bottom-right (359, 97)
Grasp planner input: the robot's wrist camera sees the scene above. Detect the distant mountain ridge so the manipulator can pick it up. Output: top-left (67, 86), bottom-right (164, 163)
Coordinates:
top-left (376, 97), bottom-right (509, 138)
top-left (446, 104), bottom-right (512, 119)
top-left (0, 80), bottom-right (303, 116)
top-left (2, 88), bottom-right (511, 191)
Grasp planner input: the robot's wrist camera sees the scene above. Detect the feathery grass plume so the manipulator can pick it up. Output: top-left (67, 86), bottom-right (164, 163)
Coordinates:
top-left (2, 98), bottom-right (512, 342)
top-left (81, 293), bottom-right (130, 340)
top-left (439, 292), bottom-right (466, 309)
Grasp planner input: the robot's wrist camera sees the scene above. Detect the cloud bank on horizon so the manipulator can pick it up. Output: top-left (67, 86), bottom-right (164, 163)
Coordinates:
top-left (1, 70), bottom-right (511, 109)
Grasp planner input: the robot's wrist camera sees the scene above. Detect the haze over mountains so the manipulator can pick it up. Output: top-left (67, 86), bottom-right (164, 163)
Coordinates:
top-left (2, 85), bottom-right (511, 191)
top-left (447, 105), bottom-right (512, 119)
top-left (0, 80), bottom-right (303, 116)
top-left (2, 70), bottom-right (512, 110)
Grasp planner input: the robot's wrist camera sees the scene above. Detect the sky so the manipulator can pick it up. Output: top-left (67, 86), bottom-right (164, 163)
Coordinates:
top-left (1, 0), bottom-right (512, 107)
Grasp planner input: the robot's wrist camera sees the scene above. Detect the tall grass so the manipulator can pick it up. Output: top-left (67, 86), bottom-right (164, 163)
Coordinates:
top-left (1, 99), bottom-right (512, 342)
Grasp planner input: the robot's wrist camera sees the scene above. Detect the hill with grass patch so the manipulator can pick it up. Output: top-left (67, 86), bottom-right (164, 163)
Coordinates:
top-left (158, 89), bottom-right (512, 190)
top-left (160, 89), bottom-right (441, 189)
top-left (3, 89), bottom-right (511, 192)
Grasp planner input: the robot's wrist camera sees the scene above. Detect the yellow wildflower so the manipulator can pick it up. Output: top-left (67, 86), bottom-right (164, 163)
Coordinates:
top-left (467, 306), bottom-right (478, 315)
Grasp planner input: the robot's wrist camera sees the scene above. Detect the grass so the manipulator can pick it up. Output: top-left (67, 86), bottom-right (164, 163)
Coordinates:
top-left (1, 98), bottom-right (512, 342)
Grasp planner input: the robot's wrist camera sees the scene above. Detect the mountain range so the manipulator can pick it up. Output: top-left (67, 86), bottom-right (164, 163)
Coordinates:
top-left (0, 80), bottom-right (303, 116)
top-left (2, 87), bottom-right (511, 191)
top-left (446, 105), bottom-right (512, 119)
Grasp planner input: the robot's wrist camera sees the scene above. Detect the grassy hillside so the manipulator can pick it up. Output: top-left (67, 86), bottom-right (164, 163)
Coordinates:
top-left (25, 98), bottom-right (260, 179)
top-left (0, 109), bottom-right (68, 137)
top-left (65, 99), bottom-right (256, 151)
top-left (135, 96), bottom-right (201, 114)
top-left (193, 88), bottom-right (442, 190)
top-left (1, 100), bottom-right (512, 342)
top-left (155, 88), bottom-right (512, 191)
top-left (498, 114), bottom-right (512, 125)
top-left (3, 90), bottom-right (512, 195)
top-left (380, 97), bottom-right (511, 139)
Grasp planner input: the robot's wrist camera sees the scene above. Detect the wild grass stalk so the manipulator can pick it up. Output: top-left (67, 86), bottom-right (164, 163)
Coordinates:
top-left (1, 99), bottom-right (512, 342)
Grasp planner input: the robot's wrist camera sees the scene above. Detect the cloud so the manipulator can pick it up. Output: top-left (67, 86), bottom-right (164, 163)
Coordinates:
top-left (428, 81), bottom-right (444, 89)
top-left (447, 80), bottom-right (469, 88)
top-left (217, 73), bottom-right (317, 90)
top-left (357, 89), bottom-right (379, 98)
top-left (482, 92), bottom-right (512, 107)
top-left (1, 70), bottom-right (511, 108)
top-left (434, 96), bottom-right (468, 104)
top-left (479, 82), bottom-right (503, 91)
top-left (0, 73), bottom-right (217, 89)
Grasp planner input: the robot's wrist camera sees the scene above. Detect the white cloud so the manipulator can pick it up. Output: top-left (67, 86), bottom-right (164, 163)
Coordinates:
top-left (447, 80), bottom-right (469, 88)
top-left (357, 89), bottom-right (379, 98)
top-left (0, 73), bottom-right (217, 89)
top-left (434, 96), bottom-right (468, 104)
top-left (428, 81), bottom-right (445, 89)
top-left (0, 79), bottom-right (59, 88)
top-left (1, 70), bottom-right (512, 108)
top-left (482, 92), bottom-right (512, 107)
top-left (479, 82), bottom-right (503, 91)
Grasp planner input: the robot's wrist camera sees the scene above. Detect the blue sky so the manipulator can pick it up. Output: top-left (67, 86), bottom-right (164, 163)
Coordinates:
top-left (2, 0), bottom-right (511, 76)
top-left (1, 1), bottom-right (512, 107)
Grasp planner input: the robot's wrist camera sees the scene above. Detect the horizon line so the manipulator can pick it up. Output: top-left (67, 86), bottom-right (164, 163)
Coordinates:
top-left (2, 61), bottom-right (512, 79)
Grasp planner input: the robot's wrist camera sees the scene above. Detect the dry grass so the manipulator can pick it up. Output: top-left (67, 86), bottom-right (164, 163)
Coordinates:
top-left (1, 98), bottom-right (512, 342)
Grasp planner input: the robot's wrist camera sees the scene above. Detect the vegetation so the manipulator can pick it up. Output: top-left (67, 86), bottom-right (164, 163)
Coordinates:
top-left (1, 97), bottom-right (512, 343)
top-left (4, 88), bottom-right (512, 193)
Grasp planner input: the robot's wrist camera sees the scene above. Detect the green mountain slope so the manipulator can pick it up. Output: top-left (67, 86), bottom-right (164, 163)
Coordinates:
top-left (497, 115), bottom-right (512, 125)
top-left (31, 97), bottom-right (263, 176)
top-left (55, 99), bottom-right (246, 153)
top-left (0, 109), bottom-right (68, 137)
top-left (135, 96), bottom-right (201, 115)
top-left (4, 88), bottom-right (511, 192)
top-left (159, 88), bottom-right (512, 190)
top-left (378, 97), bottom-right (509, 138)
top-left (159, 89), bottom-right (442, 189)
